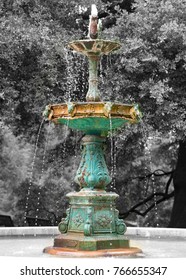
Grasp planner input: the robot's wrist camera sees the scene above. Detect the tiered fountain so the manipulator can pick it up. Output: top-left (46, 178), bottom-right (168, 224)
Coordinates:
top-left (43, 4), bottom-right (142, 257)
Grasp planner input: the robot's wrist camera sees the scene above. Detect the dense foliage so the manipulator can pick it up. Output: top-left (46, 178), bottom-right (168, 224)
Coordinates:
top-left (1, 0), bottom-right (186, 227)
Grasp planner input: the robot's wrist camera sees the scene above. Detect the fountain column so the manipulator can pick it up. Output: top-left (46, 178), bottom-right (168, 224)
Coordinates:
top-left (74, 135), bottom-right (111, 190)
top-left (86, 56), bottom-right (101, 102)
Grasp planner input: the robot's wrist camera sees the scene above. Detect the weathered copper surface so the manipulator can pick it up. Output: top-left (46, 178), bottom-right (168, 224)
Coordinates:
top-left (58, 189), bottom-right (126, 237)
top-left (69, 39), bottom-right (121, 101)
top-left (43, 246), bottom-right (142, 257)
top-left (43, 5), bottom-right (142, 257)
top-left (74, 136), bottom-right (112, 190)
top-left (69, 39), bottom-right (121, 56)
top-left (53, 232), bottom-right (129, 250)
top-left (45, 102), bottom-right (139, 120)
top-left (43, 102), bottom-right (141, 135)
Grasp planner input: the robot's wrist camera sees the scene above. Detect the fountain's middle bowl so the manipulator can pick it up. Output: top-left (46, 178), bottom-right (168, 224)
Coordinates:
top-left (44, 102), bottom-right (141, 135)
top-left (69, 39), bottom-right (121, 56)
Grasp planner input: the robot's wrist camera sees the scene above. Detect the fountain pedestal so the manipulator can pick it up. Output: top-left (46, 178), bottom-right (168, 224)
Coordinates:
top-left (53, 190), bottom-right (129, 250)
top-left (44, 187), bottom-right (141, 256)
top-left (44, 135), bottom-right (141, 257)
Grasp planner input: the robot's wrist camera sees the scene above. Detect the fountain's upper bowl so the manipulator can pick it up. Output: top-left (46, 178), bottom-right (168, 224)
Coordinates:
top-left (43, 102), bottom-right (141, 135)
top-left (69, 39), bottom-right (121, 56)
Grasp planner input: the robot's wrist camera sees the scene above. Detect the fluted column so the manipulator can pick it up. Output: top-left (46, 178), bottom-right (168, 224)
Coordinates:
top-left (86, 56), bottom-right (101, 102)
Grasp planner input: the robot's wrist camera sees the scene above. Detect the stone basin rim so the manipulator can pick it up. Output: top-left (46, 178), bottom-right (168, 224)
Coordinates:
top-left (1, 227), bottom-right (186, 239)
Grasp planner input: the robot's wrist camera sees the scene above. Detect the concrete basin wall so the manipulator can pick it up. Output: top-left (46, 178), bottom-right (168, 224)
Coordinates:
top-left (0, 226), bottom-right (186, 238)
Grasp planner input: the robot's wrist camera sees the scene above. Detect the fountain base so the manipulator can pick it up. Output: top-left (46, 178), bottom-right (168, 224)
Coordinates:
top-left (43, 189), bottom-right (142, 257)
top-left (44, 233), bottom-right (142, 257)
top-left (43, 246), bottom-right (142, 258)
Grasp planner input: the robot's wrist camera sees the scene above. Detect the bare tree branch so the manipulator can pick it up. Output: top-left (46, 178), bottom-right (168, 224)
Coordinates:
top-left (120, 170), bottom-right (174, 219)
top-left (133, 169), bottom-right (174, 180)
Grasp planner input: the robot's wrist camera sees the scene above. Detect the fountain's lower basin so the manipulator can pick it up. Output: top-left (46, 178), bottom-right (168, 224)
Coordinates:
top-left (0, 227), bottom-right (186, 258)
top-left (44, 102), bottom-right (140, 135)
top-left (57, 117), bottom-right (128, 135)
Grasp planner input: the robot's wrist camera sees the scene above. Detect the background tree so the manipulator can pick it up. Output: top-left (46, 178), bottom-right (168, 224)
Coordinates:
top-left (101, 0), bottom-right (186, 227)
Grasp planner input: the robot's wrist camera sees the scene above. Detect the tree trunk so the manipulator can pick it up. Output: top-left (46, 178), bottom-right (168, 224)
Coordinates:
top-left (169, 140), bottom-right (186, 228)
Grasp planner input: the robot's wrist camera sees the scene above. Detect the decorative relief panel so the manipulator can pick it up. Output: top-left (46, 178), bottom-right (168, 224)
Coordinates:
top-left (93, 209), bottom-right (115, 233)
top-left (72, 214), bottom-right (84, 228)
top-left (96, 214), bottom-right (112, 228)
top-left (68, 208), bottom-right (85, 231)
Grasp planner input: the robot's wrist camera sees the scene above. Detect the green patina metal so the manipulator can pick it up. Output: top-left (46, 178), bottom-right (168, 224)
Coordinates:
top-left (54, 133), bottom-right (128, 250)
top-left (57, 116), bottom-right (128, 135)
top-left (43, 5), bottom-right (142, 255)
top-left (74, 135), bottom-right (111, 190)
top-left (57, 189), bottom-right (127, 250)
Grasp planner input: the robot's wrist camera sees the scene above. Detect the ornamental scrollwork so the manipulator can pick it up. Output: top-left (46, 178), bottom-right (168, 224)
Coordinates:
top-left (84, 208), bottom-right (93, 236)
top-left (114, 209), bottom-right (127, 235)
top-left (58, 208), bottom-right (70, 234)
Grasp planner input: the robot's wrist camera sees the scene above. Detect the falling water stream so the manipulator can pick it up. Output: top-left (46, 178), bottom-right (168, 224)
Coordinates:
top-left (141, 121), bottom-right (159, 228)
top-left (99, 56), bottom-right (105, 90)
top-left (109, 114), bottom-right (114, 189)
top-left (23, 118), bottom-right (45, 226)
top-left (55, 119), bottom-right (70, 220)
top-left (64, 49), bottom-right (74, 102)
top-left (24, 117), bottom-right (71, 229)
top-left (70, 130), bottom-right (80, 188)
top-left (61, 119), bottom-right (70, 172)
top-left (113, 137), bottom-right (117, 190)
top-left (34, 123), bottom-right (50, 227)
top-left (108, 114), bottom-right (115, 240)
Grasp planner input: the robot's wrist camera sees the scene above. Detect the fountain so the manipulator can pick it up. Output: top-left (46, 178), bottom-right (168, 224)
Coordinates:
top-left (43, 4), bottom-right (142, 257)
top-left (1, 5), bottom-right (186, 263)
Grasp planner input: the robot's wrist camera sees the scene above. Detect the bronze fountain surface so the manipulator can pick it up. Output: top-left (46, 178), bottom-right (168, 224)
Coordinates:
top-left (43, 4), bottom-right (142, 257)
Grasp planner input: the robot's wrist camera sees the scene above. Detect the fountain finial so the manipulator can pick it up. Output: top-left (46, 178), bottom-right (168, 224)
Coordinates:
top-left (88, 4), bottom-right (99, 39)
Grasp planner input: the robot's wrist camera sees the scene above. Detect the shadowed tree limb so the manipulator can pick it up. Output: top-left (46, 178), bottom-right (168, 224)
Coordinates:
top-left (119, 170), bottom-right (174, 219)
top-left (133, 169), bottom-right (174, 181)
